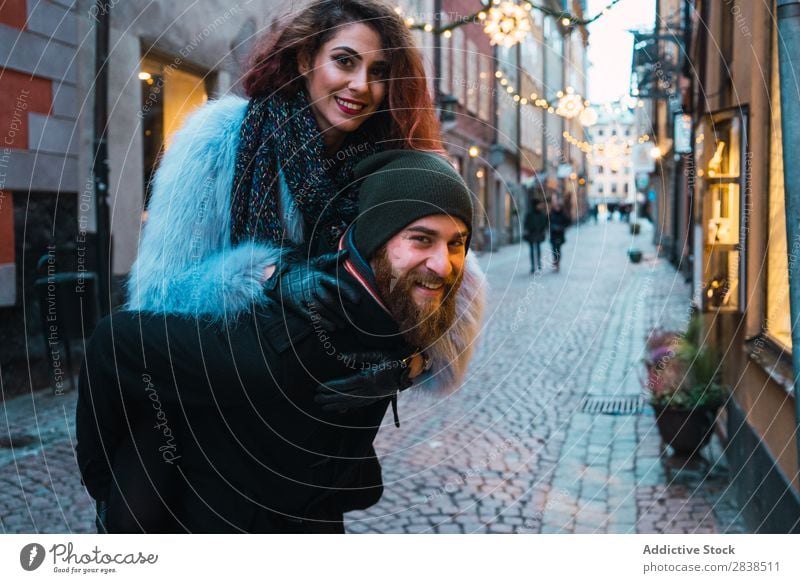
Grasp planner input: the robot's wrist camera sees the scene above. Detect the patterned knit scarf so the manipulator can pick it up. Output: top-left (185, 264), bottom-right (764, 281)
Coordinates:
top-left (230, 91), bottom-right (380, 251)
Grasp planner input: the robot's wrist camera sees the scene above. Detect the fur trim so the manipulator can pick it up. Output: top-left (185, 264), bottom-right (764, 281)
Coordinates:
top-left (126, 96), bottom-right (287, 319)
top-left (409, 254), bottom-right (487, 398)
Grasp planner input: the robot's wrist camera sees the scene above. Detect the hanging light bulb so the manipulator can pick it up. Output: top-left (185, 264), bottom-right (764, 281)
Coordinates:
top-left (483, 1), bottom-right (532, 48)
top-left (579, 106), bottom-right (598, 127)
top-left (556, 92), bottom-right (584, 119)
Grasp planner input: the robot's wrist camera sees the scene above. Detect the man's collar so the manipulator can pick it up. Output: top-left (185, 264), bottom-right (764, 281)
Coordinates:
top-left (340, 227), bottom-right (391, 317)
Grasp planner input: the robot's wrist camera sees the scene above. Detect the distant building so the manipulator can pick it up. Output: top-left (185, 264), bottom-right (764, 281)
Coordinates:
top-left (585, 101), bottom-right (636, 213)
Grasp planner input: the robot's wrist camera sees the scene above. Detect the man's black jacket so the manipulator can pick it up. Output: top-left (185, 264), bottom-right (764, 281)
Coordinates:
top-left (76, 250), bottom-right (413, 533)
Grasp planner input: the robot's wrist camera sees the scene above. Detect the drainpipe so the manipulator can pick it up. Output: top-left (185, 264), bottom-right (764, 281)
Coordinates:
top-left (776, 0), bottom-right (800, 465)
top-left (433, 0), bottom-right (442, 101)
top-left (93, 1), bottom-right (111, 316)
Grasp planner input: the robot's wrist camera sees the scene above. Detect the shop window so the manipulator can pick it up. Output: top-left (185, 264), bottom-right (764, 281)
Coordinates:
top-left (140, 55), bottom-right (209, 211)
top-left (466, 40), bottom-right (478, 115)
top-left (453, 28), bottom-right (465, 105)
top-left (766, 34), bottom-right (792, 350)
top-left (694, 108), bottom-right (747, 312)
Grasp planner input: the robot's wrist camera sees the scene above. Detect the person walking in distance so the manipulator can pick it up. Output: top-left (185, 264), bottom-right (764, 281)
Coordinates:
top-left (548, 200), bottom-right (570, 272)
top-left (523, 200), bottom-right (547, 273)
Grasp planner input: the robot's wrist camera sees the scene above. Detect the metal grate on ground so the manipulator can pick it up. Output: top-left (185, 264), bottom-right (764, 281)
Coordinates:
top-left (581, 395), bottom-right (646, 415)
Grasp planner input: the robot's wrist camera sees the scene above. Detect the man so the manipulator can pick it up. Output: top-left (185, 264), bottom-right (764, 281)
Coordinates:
top-left (523, 200), bottom-right (547, 273)
top-left (76, 150), bottom-right (483, 533)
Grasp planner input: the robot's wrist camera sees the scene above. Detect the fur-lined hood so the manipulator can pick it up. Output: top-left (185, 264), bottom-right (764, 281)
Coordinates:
top-left (126, 96), bottom-right (486, 396)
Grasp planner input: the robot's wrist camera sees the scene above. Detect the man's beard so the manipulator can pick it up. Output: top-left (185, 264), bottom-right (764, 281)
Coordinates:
top-left (372, 248), bottom-right (463, 349)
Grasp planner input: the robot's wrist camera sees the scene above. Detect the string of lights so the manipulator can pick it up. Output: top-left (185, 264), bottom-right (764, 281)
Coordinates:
top-left (403, 0), bottom-right (624, 46)
top-left (564, 128), bottom-right (652, 156)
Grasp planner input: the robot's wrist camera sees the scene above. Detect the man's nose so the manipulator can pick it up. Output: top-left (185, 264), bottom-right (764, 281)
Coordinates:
top-left (425, 244), bottom-right (453, 279)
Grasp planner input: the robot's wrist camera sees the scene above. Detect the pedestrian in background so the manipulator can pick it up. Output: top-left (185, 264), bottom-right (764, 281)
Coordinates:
top-left (523, 200), bottom-right (547, 273)
top-left (549, 200), bottom-right (570, 272)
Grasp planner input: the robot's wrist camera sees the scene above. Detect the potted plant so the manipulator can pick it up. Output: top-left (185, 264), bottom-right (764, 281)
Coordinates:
top-left (628, 248), bottom-right (643, 263)
top-left (643, 317), bottom-right (728, 458)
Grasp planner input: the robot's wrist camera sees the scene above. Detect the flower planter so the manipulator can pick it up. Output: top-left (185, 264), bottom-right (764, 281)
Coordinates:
top-left (652, 404), bottom-right (716, 457)
top-left (628, 248), bottom-right (643, 263)
top-left (630, 222), bottom-right (641, 235)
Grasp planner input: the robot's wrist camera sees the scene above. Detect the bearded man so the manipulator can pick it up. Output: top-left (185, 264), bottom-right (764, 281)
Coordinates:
top-left (76, 150), bottom-right (484, 533)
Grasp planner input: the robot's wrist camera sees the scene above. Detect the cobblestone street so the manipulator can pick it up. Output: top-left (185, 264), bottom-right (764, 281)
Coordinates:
top-left (0, 220), bottom-right (748, 534)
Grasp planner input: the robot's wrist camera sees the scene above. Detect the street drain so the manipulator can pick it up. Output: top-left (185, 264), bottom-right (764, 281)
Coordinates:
top-left (581, 395), bottom-right (645, 415)
top-left (0, 434), bottom-right (38, 449)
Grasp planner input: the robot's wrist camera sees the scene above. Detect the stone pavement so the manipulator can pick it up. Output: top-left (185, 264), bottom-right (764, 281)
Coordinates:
top-left (0, 219), bottom-right (748, 534)
top-left (344, 219), bottom-right (748, 534)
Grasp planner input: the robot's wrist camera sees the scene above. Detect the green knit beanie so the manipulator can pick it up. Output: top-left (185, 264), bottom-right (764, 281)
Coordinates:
top-left (352, 150), bottom-right (474, 259)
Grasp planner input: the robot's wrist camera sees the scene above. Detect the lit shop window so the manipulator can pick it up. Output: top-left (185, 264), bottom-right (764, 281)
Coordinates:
top-left (767, 39), bottom-right (792, 350)
top-left (139, 55), bottom-right (209, 211)
top-left (695, 109), bottom-right (747, 313)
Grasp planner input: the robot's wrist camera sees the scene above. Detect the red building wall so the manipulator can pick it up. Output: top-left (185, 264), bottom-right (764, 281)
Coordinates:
top-left (0, 0), bottom-right (28, 29)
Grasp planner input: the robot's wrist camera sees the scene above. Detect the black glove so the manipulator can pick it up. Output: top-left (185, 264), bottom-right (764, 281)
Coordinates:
top-left (264, 249), bottom-right (360, 330)
top-left (315, 350), bottom-right (414, 413)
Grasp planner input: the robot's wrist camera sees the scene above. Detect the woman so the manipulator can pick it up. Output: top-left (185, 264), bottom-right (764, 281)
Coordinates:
top-left (81, 0), bottom-right (485, 532)
top-left (128, 0), bottom-right (442, 319)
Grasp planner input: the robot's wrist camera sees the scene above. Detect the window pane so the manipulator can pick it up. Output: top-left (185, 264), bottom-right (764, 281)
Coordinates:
top-left (767, 35), bottom-right (792, 349)
top-left (140, 56), bottom-right (207, 210)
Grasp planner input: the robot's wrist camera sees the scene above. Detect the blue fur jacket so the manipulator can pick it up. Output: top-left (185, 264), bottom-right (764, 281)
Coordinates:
top-left (126, 96), bottom-right (486, 397)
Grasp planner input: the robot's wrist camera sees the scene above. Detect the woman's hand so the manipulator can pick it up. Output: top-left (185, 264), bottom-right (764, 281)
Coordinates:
top-left (263, 249), bottom-right (360, 330)
top-left (261, 265), bottom-right (276, 282)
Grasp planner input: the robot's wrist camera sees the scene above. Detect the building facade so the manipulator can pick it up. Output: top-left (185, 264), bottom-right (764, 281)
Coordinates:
top-left (633, 0), bottom-right (799, 531)
top-left (0, 0), bottom-right (283, 396)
